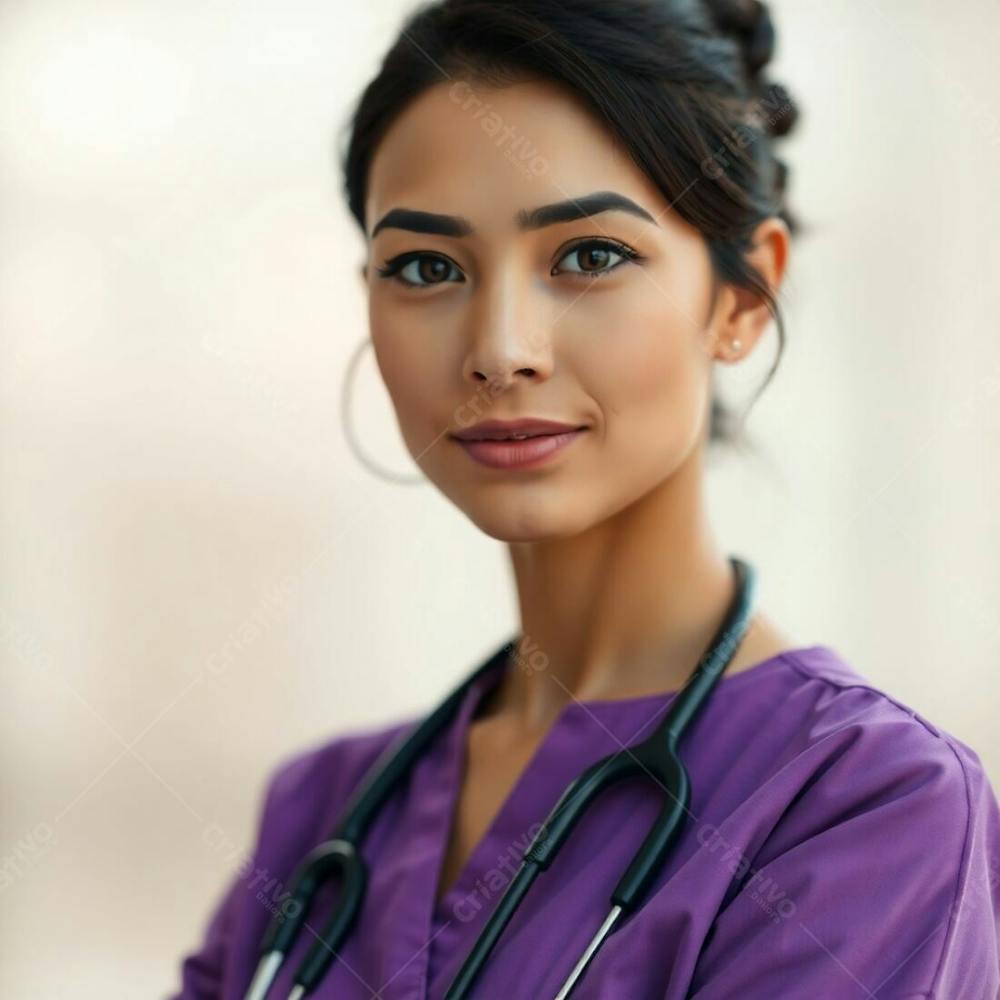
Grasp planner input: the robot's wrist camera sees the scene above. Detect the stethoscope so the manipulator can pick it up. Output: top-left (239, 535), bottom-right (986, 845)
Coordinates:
top-left (244, 554), bottom-right (756, 1000)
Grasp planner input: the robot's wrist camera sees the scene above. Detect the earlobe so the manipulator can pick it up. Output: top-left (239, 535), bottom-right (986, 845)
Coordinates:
top-left (719, 286), bottom-right (768, 362)
top-left (705, 285), bottom-right (756, 363)
top-left (710, 325), bottom-right (750, 363)
top-left (720, 335), bottom-right (745, 362)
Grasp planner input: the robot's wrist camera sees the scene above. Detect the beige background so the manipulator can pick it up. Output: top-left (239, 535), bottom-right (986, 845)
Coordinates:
top-left (2, 0), bottom-right (999, 995)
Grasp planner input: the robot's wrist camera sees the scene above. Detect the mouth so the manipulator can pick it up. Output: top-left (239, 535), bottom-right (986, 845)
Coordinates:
top-left (450, 426), bottom-right (589, 470)
top-left (455, 427), bottom-right (588, 442)
top-left (450, 419), bottom-right (590, 442)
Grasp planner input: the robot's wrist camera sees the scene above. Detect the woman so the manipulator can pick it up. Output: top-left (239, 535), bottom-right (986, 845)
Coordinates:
top-left (175, 0), bottom-right (1000, 997)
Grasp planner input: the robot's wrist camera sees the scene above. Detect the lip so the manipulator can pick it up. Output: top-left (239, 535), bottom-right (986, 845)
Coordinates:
top-left (450, 419), bottom-right (589, 470)
top-left (450, 418), bottom-right (587, 442)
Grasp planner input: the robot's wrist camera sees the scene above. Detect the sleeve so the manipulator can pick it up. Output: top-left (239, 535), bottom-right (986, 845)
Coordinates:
top-left (168, 721), bottom-right (414, 999)
top-left (172, 868), bottom-right (246, 1000)
top-left (688, 718), bottom-right (1000, 1000)
top-left (926, 743), bottom-right (1000, 999)
top-left (168, 751), bottom-right (301, 1000)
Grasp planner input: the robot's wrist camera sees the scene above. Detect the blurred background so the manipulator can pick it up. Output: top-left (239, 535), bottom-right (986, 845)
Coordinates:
top-left (2, 0), bottom-right (999, 994)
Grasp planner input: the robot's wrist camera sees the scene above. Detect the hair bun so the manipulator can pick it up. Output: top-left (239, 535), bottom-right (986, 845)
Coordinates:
top-left (744, 3), bottom-right (776, 74)
top-left (706, 0), bottom-right (775, 77)
top-left (705, 0), bottom-right (798, 139)
top-left (761, 81), bottom-right (798, 137)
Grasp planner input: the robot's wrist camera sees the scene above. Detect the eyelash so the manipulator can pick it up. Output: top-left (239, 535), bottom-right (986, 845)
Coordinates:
top-left (373, 238), bottom-right (646, 289)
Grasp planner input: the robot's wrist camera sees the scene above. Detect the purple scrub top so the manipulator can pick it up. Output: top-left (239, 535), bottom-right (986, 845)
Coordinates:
top-left (173, 644), bottom-right (1000, 998)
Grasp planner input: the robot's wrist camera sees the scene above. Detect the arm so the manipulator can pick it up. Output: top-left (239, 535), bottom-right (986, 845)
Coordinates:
top-left (172, 868), bottom-right (247, 1000)
top-left (168, 719), bottom-right (416, 999)
top-left (167, 738), bottom-right (331, 1000)
top-left (688, 719), bottom-right (1000, 999)
top-left (168, 766), bottom-right (287, 1000)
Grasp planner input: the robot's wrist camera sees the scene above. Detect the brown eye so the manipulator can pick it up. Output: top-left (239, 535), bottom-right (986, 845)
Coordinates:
top-left (579, 246), bottom-right (612, 272)
top-left (553, 239), bottom-right (640, 278)
top-left (412, 257), bottom-right (451, 283)
top-left (375, 252), bottom-right (464, 288)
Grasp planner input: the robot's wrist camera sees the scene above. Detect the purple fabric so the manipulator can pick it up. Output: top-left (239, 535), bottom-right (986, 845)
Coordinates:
top-left (173, 645), bottom-right (1000, 998)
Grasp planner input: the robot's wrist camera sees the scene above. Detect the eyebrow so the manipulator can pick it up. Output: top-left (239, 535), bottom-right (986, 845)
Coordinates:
top-left (368, 190), bottom-right (659, 240)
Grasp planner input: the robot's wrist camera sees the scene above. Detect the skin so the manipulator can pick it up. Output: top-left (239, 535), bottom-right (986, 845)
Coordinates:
top-left (361, 77), bottom-right (795, 899)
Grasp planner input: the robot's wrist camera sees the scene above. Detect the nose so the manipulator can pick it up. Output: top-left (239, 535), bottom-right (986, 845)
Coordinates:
top-left (461, 268), bottom-right (554, 391)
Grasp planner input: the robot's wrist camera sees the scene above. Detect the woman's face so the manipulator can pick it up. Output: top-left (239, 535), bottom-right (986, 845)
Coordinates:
top-left (363, 77), bottom-right (766, 542)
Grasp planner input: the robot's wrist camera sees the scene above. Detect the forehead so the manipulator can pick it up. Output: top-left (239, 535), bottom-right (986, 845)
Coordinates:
top-left (364, 78), bottom-right (673, 237)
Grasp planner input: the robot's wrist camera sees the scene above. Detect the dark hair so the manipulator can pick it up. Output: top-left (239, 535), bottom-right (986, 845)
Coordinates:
top-left (340, 0), bottom-right (802, 448)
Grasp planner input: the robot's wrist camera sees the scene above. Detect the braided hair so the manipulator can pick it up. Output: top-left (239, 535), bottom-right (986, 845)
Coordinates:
top-left (340, 0), bottom-right (803, 448)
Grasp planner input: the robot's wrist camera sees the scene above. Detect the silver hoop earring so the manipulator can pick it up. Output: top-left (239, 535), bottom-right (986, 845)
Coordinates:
top-left (340, 336), bottom-right (426, 486)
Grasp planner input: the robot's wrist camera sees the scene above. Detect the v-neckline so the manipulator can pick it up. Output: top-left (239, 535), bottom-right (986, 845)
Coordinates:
top-left (422, 639), bottom-right (824, 928)
top-left (430, 651), bottom-right (518, 918)
top-left (426, 649), bottom-right (683, 922)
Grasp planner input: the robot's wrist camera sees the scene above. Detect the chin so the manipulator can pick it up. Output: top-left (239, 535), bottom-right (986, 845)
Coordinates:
top-left (459, 499), bottom-right (592, 543)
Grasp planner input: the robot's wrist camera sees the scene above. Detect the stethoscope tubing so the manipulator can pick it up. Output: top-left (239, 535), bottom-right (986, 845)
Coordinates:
top-left (244, 555), bottom-right (756, 1000)
top-left (444, 556), bottom-right (755, 998)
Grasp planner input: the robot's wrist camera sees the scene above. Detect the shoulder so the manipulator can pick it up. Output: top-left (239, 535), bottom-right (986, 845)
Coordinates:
top-left (712, 646), bottom-right (1000, 997)
top-left (266, 715), bottom-right (417, 802)
top-left (774, 645), bottom-right (991, 792)
top-left (173, 713), bottom-right (423, 997)
top-left (756, 646), bottom-right (997, 857)
top-left (710, 644), bottom-right (994, 817)
top-left (254, 712), bottom-right (421, 855)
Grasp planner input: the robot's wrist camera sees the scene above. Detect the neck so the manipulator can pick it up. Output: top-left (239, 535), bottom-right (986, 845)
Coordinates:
top-left (489, 444), bottom-right (744, 732)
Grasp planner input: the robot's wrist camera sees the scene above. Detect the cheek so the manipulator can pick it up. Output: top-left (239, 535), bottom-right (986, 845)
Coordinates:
top-left (574, 283), bottom-right (709, 446)
top-left (369, 301), bottom-right (459, 454)
top-left (577, 285), bottom-right (710, 486)
top-left (370, 296), bottom-right (426, 404)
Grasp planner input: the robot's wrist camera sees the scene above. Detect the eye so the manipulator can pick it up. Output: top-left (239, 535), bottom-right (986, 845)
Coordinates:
top-left (552, 239), bottom-right (643, 278)
top-left (374, 252), bottom-right (464, 288)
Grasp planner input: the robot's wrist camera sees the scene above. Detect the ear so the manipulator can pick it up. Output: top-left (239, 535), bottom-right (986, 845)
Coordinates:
top-left (711, 217), bottom-right (790, 363)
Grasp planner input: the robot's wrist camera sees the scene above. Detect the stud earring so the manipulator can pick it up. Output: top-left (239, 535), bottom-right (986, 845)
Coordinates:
top-left (729, 338), bottom-right (742, 353)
